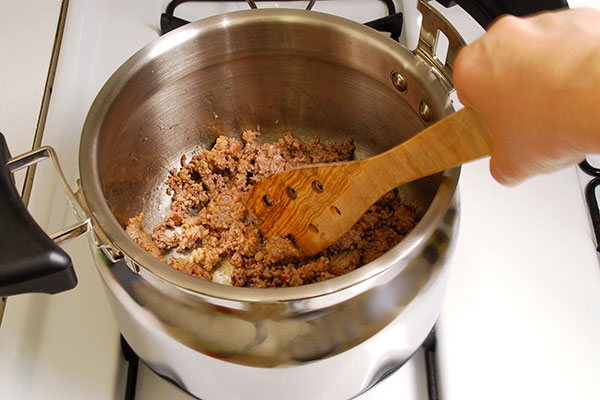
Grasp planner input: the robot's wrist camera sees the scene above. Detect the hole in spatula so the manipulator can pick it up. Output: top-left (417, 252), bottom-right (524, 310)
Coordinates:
top-left (263, 195), bottom-right (274, 207)
top-left (308, 224), bottom-right (319, 233)
top-left (312, 180), bottom-right (323, 193)
top-left (330, 205), bottom-right (342, 216)
top-left (286, 186), bottom-right (297, 199)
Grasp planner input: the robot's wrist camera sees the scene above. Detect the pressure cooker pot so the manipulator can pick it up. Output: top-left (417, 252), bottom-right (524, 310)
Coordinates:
top-left (1, 2), bottom-right (465, 399)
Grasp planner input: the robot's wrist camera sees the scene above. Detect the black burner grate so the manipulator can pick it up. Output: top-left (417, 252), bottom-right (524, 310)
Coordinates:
top-left (160, 0), bottom-right (402, 41)
top-left (579, 160), bottom-right (600, 252)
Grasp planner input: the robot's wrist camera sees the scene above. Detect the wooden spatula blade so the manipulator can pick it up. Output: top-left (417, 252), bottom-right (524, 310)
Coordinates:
top-left (245, 161), bottom-right (364, 257)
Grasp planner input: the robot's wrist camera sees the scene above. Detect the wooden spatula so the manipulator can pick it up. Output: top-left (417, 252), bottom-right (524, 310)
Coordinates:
top-left (244, 107), bottom-right (493, 257)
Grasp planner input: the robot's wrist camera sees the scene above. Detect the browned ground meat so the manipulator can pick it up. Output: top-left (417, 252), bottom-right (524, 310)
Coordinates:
top-left (126, 129), bottom-right (417, 288)
top-left (125, 213), bottom-right (164, 261)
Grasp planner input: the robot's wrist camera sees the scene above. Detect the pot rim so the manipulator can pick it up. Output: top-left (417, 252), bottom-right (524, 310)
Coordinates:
top-left (79, 8), bottom-right (460, 303)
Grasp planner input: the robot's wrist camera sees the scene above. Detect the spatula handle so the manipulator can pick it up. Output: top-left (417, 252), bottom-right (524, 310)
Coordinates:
top-left (359, 107), bottom-right (494, 199)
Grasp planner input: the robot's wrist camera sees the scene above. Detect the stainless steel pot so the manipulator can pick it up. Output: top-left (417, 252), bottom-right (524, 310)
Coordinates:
top-left (1, 2), bottom-right (466, 399)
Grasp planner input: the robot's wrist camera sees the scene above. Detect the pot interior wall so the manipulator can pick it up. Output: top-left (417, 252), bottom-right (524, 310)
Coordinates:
top-left (95, 15), bottom-right (444, 230)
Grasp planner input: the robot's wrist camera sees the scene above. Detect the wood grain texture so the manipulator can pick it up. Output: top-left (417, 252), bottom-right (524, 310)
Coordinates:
top-left (245, 107), bottom-right (494, 257)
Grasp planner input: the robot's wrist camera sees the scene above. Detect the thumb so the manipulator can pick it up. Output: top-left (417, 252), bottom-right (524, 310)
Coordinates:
top-left (489, 153), bottom-right (525, 186)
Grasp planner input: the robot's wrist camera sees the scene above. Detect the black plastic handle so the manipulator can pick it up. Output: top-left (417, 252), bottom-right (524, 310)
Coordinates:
top-left (0, 133), bottom-right (77, 296)
top-left (435, 0), bottom-right (568, 29)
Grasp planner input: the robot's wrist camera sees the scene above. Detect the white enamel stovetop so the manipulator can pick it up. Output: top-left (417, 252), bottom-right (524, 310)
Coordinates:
top-left (1, 1), bottom-right (600, 399)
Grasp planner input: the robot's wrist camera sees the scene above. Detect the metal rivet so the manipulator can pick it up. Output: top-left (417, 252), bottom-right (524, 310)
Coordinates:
top-left (419, 100), bottom-right (431, 122)
top-left (286, 186), bottom-right (297, 200)
top-left (262, 195), bottom-right (274, 207)
top-left (391, 71), bottom-right (407, 92)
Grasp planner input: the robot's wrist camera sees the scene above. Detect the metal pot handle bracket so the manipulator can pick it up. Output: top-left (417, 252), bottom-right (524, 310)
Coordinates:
top-left (416, 0), bottom-right (467, 93)
top-left (0, 132), bottom-right (91, 296)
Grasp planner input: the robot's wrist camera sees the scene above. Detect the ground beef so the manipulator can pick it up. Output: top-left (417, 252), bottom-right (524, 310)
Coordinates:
top-left (125, 213), bottom-right (164, 261)
top-left (126, 129), bottom-right (417, 288)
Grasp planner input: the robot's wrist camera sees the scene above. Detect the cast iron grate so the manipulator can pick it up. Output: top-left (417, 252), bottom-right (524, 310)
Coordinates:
top-left (579, 160), bottom-right (600, 252)
top-left (160, 0), bottom-right (403, 41)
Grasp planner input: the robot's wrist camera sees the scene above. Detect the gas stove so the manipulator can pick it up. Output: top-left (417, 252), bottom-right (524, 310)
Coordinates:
top-left (2, 1), bottom-right (600, 399)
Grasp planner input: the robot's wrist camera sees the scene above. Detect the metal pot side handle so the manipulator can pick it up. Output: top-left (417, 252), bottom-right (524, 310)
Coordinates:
top-left (0, 132), bottom-right (91, 296)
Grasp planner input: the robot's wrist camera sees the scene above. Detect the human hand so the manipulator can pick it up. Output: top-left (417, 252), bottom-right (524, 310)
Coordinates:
top-left (453, 8), bottom-right (600, 185)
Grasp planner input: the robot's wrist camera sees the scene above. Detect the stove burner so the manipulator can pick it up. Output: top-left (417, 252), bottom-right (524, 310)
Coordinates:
top-left (132, 7), bottom-right (414, 396)
top-left (119, 329), bottom-right (440, 400)
top-left (579, 159), bottom-right (600, 252)
top-left (160, 0), bottom-right (402, 41)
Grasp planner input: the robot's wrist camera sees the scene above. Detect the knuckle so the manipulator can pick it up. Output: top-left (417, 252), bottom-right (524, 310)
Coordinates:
top-left (490, 14), bottom-right (521, 30)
